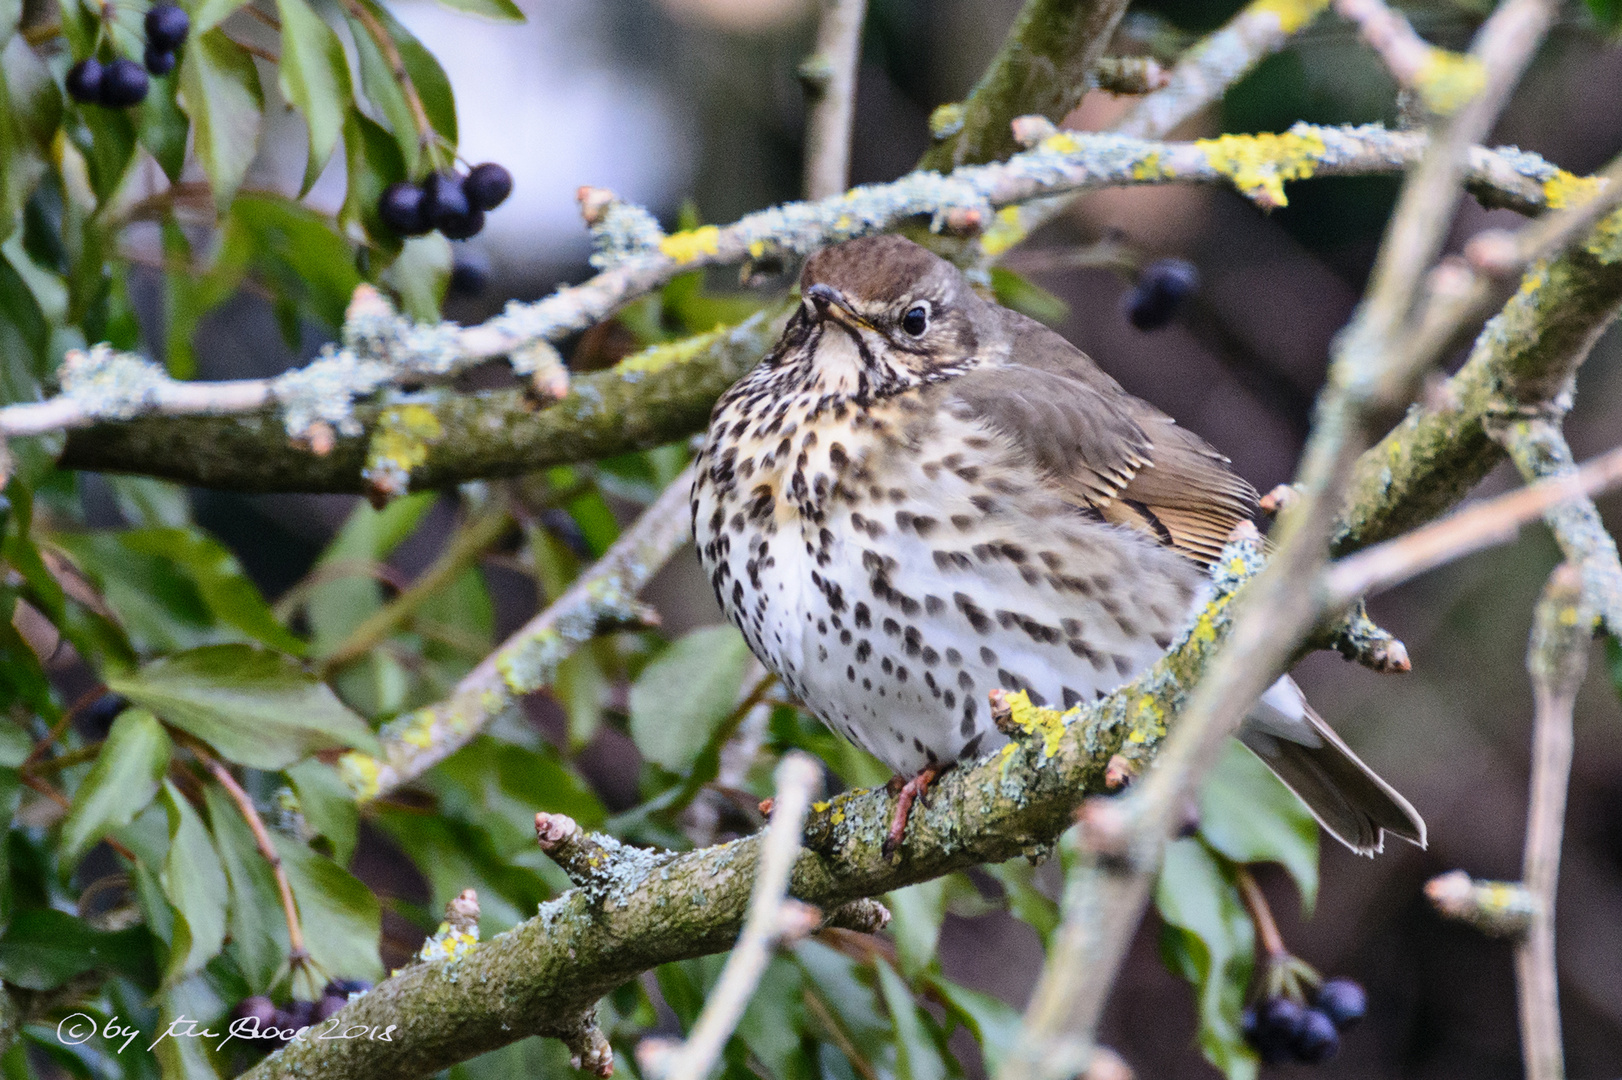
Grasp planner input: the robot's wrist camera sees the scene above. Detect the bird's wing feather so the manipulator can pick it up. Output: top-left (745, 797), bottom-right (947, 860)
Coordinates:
top-left (949, 311), bottom-right (1257, 565)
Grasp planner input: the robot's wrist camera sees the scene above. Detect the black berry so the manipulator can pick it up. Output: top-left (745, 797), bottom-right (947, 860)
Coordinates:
top-left (449, 255), bottom-right (490, 298)
top-left (1315, 978), bottom-right (1367, 1030)
top-left (439, 207), bottom-right (484, 241)
top-left (281, 999), bottom-right (316, 1031)
top-left (423, 171), bottom-right (481, 238)
top-left (80, 692), bottom-right (130, 739)
top-left (1123, 257), bottom-right (1199, 331)
top-left (144, 45), bottom-right (176, 76)
top-left (1244, 996), bottom-right (1308, 1064)
top-left (65, 58), bottom-right (105, 104)
top-left (99, 58), bottom-right (150, 107)
top-left (378, 182), bottom-right (431, 236)
top-left (232, 996), bottom-right (277, 1027)
top-left (313, 995), bottom-right (346, 1023)
top-left (145, 3), bottom-right (191, 51)
top-left (463, 163), bottom-right (512, 210)
top-left (1291, 1009), bottom-right (1340, 1063)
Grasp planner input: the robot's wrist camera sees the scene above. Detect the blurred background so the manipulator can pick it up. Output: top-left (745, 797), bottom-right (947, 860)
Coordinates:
top-left (101, 0), bottom-right (1622, 1076)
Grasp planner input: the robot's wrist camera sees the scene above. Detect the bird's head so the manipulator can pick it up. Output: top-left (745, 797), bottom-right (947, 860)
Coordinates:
top-left (779, 235), bottom-right (993, 397)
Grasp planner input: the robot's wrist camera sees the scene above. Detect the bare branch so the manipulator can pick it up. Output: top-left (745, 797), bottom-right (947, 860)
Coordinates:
top-left (1488, 413), bottom-right (1622, 641)
top-left (1324, 443), bottom-right (1622, 606)
top-left (662, 754), bottom-right (823, 1080)
top-left (800, 0), bottom-right (868, 200)
top-left (1426, 870), bottom-right (1535, 936)
top-left (1334, 0), bottom-right (1485, 115)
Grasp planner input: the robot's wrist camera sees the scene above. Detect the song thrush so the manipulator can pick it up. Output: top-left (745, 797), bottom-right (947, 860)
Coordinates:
top-left (691, 235), bottom-right (1425, 857)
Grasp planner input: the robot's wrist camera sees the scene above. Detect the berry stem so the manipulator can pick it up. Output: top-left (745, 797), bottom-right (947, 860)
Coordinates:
top-left (1234, 864), bottom-right (1289, 961)
top-left (188, 738), bottom-right (310, 963)
top-left (341, 0), bottom-right (443, 170)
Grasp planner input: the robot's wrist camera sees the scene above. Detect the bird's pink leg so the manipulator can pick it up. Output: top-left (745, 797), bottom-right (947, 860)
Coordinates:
top-left (883, 764), bottom-right (943, 857)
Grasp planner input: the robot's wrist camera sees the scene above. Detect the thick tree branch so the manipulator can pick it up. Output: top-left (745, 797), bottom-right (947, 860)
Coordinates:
top-left (917, 0), bottom-right (1132, 172)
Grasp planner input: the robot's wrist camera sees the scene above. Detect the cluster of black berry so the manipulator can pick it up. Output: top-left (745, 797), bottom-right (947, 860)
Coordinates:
top-left (1123, 257), bottom-right (1199, 331)
top-left (378, 164), bottom-right (511, 240)
top-left (65, 3), bottom-right (189, 109)
top-left (1242, 978), bottom-right (1366, 1065)
top-left (230, 981), bottom-right (371, 1050)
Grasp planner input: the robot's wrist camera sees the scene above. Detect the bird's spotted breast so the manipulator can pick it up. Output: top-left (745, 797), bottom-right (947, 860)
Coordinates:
top-left (694, 375), bottom-right (1207, 775)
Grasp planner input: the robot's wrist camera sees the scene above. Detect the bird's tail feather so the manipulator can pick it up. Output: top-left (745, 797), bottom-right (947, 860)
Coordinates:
top-left (1239, 677), bottom-right (1426, 857)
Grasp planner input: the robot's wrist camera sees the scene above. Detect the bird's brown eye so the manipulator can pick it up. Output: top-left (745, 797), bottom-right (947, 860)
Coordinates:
top-left (901, 304), bottom-right (929, 337)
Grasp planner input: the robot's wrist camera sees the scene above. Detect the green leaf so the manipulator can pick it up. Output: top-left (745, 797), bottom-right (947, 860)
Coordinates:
top-left (286, 758), bottom-right (359, 864)
top-left (354, 0), bottom-right (457, 147)
top-left (109, 644), bottom-right (379, 770)
top-left (433, 736), bottom-right (607, 853)
top-left (58, 707), bottom-right (172, 865)
top-left (1201, 739), bottom-right (1319, 912)
top-left (51, 531), bottom-right (215, 653)
top-left (1584, 0), bottom-right (1621, 32)
top-left (428, 0), bottom-right (524, 23)
top-left (984, 858), bottom-right (1059, 944)
top-left (203, 783), bottom-right (289, 994)
top-left (885, 877), bottom-right (947, 979)
top-left (795, 941), bottom-right (897, 1077)
top-left (733, 956), bottom-right (813, 1080)
top-left (339, 106), bottom-right (406, 257)
top-left (875, 960), bottom-right (948, 1080)
top-left (273, 834), bottom-right (384, 985)
top-left (0, 908), bottom-right (147, 990)
top-left (119, 527), bottom-right (306, 654)
top-left (177, 29), bottom-right (264, 212)
top-left (276, 0), bottom-right (353, 194)
top-left (159, 780), bottom-right (229, 984)
top-left (381, 233), bottom-right (451, 323)
top-left (229, 194), bottom-right (362, 330)
top-left (928, 975), bottom-right (1023, 1076)
top-left (989, 267), bottom-right (1069, 327)
top-left (347, 26), bottom-right (421, 176)
top-left (191, 0), bottom-right (252, 35)
top-left (628, 625), bottom-right (753, 773)
top-left (307, 492), bottom-right (433, 655)
top-left (137, 57), bottom-right (190, 181)
top-left (1156, 839), bottom-right (1258, 1080)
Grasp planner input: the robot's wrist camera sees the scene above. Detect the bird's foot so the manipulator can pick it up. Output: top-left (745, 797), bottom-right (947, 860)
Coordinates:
top-left (882, 765), bottom-right (942, 859)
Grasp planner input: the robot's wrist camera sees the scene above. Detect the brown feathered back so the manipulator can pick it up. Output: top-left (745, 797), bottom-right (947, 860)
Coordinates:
top-left (952, 307), bottom-right (1256, 566)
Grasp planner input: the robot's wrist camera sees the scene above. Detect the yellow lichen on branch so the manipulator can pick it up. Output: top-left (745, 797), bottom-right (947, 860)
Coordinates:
top-left (1196, 127), bottom-right (1328, 208)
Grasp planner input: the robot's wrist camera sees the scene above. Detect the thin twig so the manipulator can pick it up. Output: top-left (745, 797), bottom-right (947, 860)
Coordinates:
top-left (1233, 865), bottom-right (1287, 961)
top-left (662, 753), bottom-right (822, 1080)
top-left (20, 774), bottom-right (138, 861)
top-left (190, 741), bottom-right (309, 963)
top-left (317, 498), bottom-right (514, 675)
top-left (1489, 417), bottom-right (1622, 638)
top-left (1515, 564), bottom-right (1587, 1080)
top-left (1324, 442), bottom-right (1622, 606)
top-left (339, 470), bottom-right (691, 802)
top-left (800, 0), bottom-right (868, 201)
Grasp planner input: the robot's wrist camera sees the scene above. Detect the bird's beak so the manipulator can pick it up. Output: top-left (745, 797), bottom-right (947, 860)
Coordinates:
top-left (804, 283), bottom-right (868, 330)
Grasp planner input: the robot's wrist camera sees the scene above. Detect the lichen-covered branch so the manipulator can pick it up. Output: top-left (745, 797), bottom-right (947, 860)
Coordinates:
top-left (918, 0), bottom-right (1131, 172)
top-left (1489, 416), bottom-right (1622, 639)
top-left (48, 128), bottom-right (1584, 492)
top-left (1425, 870), bottom-right (1535, 936)
top-left (337, 472), bottom-right (692, 802)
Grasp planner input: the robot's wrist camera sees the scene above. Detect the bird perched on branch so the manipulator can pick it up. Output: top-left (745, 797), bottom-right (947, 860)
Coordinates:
top-left (691, 235), bottom-right (1425, 857)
